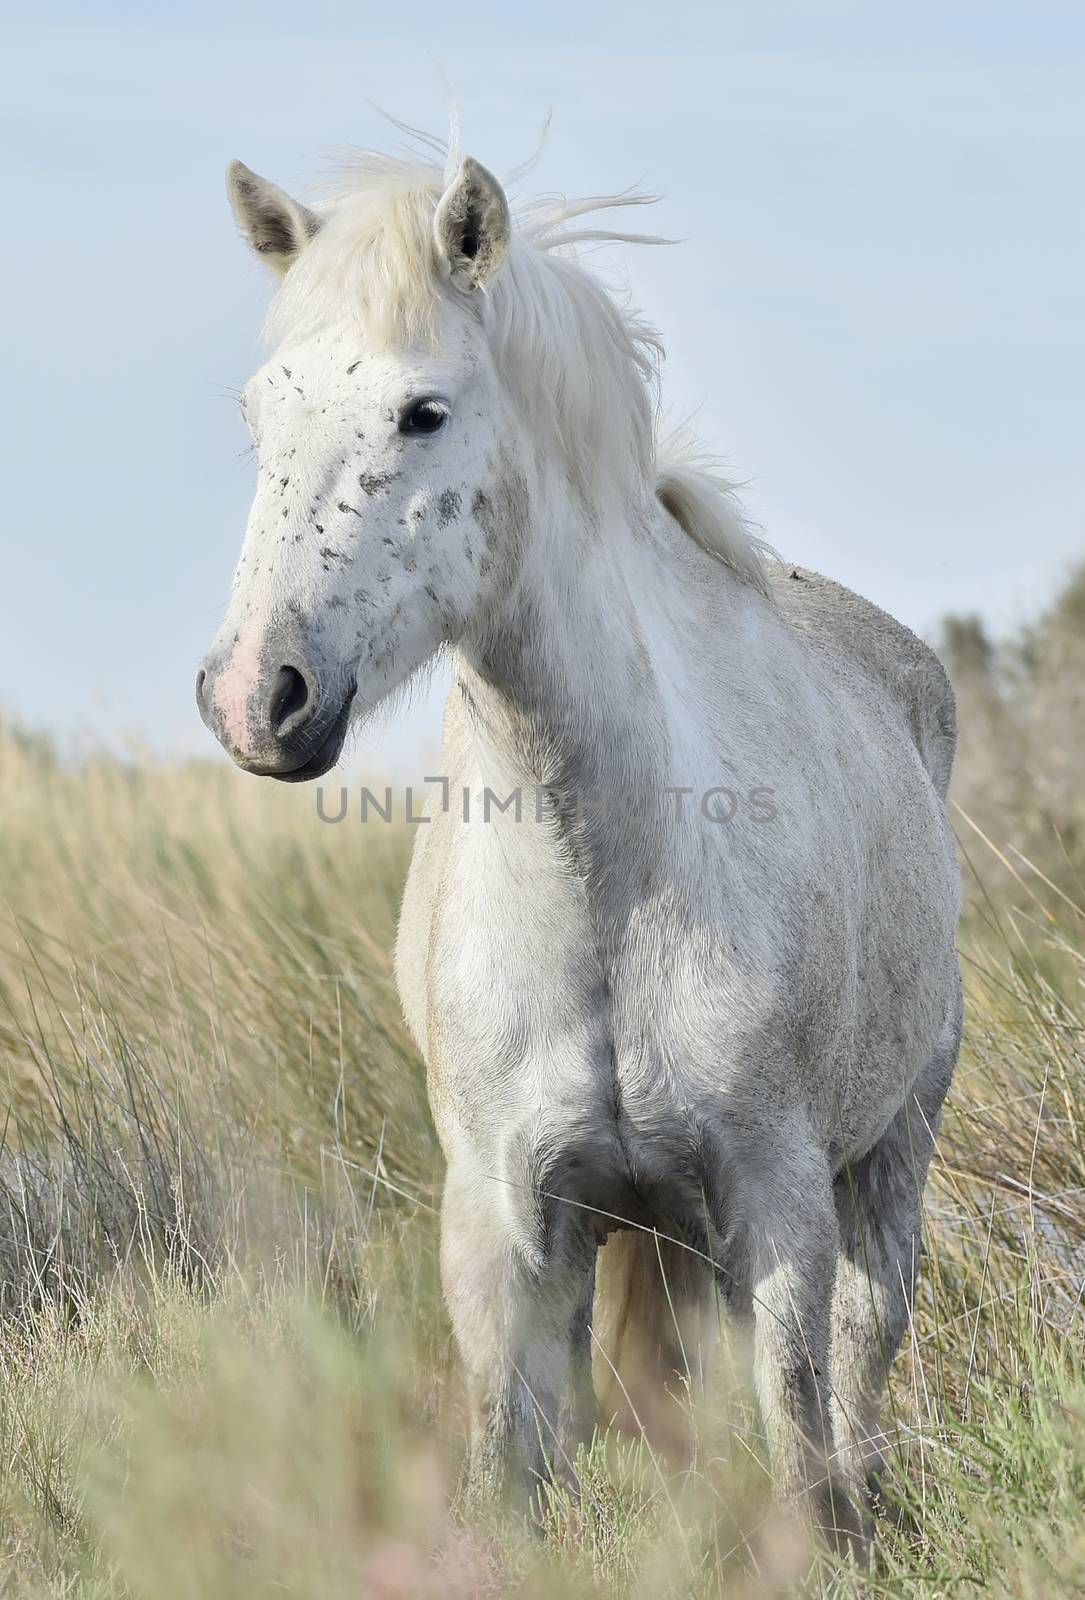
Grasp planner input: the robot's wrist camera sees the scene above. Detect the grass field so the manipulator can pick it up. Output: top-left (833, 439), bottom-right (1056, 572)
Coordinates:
top-left (0, 715), bottom-right (1083, 1597)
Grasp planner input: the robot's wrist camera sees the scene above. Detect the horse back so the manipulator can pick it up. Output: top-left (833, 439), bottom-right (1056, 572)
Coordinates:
top-left (769, 566), bottom-right (957, 801)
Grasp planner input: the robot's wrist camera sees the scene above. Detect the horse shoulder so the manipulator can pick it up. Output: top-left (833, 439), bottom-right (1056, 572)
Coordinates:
top-left (394, 692), bottom-right (474, 1060)
top-left (394, 800), bottom-right (442, 1061)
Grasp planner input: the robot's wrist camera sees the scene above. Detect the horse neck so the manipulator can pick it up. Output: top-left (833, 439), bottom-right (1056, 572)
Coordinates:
top-left (454, 465), bottom-right (709, 820)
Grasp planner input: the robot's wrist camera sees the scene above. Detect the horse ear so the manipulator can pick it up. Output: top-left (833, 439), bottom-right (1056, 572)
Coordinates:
top-left (434, 157), bottom-right (510, 290)
top-left (226, 160), bottom-right (322, 278)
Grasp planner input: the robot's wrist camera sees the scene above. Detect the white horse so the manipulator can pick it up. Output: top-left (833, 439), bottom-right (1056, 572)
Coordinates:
top-left (198, 139), bottom-right (962, 1548)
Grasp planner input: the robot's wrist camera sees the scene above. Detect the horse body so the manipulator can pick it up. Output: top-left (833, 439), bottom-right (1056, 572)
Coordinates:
top-left (198, 139), bottom-right (962, 1546)
top-left (397, 482), bottom-right (961, 1527)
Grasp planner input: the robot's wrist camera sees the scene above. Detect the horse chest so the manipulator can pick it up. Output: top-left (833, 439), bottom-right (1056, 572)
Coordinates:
top-left (408, 808), bottom-right (789, 1202)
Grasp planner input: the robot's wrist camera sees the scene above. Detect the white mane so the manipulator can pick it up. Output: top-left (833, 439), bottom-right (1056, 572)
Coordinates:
top-left (265, 144), bottom-right (771, 593)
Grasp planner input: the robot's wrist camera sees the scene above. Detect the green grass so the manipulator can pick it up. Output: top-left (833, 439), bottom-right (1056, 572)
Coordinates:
top-left (0, 718), bottom-right (1082, 1597)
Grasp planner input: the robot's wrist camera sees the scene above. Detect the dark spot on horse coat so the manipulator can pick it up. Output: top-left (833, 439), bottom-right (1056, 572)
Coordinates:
top-left (339, 502), bottom-right (361, 517)
top-left (436, 488), bottom-right (462, 529)
top-left (358, 470), bottom-right (395, 495)
top-left (320, 547), bottom-right (347, 561)
top-left (347, 361), bottom-right (361, 375)
top-left (472, 471), bottom-right (530, 563)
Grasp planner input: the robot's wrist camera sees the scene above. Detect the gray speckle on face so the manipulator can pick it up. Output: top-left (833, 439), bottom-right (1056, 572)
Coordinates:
top-left (472, 470), bottom-right (531, 570)
top-left (437, 488), bottom-right (462, 529)
top-left (359, 469), bottom-right (396, 496)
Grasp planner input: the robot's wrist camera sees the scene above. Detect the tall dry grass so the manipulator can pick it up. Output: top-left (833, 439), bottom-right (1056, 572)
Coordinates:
top-left (941, 559), bottom-right (1085, 909)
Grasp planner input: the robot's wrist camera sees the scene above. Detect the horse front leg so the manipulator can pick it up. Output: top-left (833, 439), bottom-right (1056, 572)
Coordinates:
top-left (441, 1157), bottom-right (597, 1512)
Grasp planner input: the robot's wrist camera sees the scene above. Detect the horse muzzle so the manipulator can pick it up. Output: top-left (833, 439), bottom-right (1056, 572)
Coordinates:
top-left (196, 631), bottom-right (357, 782)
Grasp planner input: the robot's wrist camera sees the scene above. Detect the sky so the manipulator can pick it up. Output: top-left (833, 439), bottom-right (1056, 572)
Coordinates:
top-left (3, 1), bottom-right (1083, 776)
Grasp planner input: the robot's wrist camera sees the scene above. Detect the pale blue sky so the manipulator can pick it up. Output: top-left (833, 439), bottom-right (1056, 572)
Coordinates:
top-left (3, 2), bottom-right (1083, 773)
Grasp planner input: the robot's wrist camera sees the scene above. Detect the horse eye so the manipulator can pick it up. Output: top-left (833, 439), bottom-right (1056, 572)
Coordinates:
top-left (399, 399), bottom-right (449, 436)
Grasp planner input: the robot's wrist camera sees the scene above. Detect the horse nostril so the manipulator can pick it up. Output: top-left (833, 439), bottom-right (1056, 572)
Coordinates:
top-left (195, 667), bottom-right (207, 709)
top-left (269, 664), bottom-right (312, 737)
